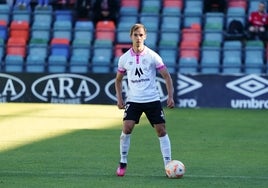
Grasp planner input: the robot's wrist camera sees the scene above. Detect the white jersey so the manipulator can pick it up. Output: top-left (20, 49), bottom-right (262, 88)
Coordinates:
top-left (117, 46), bottom-right (166, 103)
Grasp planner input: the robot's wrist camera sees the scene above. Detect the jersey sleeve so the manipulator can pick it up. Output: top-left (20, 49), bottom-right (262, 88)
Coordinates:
top-left (117, 56), bottom-right (126, 73)
top-left (154, 52), bottom-right (166, 70)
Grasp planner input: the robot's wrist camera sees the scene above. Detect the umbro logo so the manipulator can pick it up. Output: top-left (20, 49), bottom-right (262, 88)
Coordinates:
top-left (177, 74), bottom-right (202, 95)
top-left (226, 75), bottom-right (268, 98)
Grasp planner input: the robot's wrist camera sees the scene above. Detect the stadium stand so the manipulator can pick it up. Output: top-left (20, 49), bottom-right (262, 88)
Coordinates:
top-left (0, 0), bottom-right (267, 74)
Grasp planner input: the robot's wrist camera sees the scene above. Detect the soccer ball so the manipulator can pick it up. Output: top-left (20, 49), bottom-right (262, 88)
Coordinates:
top-left (165, 160), bottom-right (185, 179)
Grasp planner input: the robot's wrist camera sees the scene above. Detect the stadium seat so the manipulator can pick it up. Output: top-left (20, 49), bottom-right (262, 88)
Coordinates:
top-left (0, 4), bottom-right (10, 14)
top-left (31, 29), bottom-right (51, 42)
top-left (7, 37), bottom-right (27, 57)
top-left (28, 45), bottom-right (48, 59)
top-left (9, 20), bottom-right (30, 41)
top-left (117, 15), bottom-right (138, 31)
top-left (116, 30), bottom-right (131, 43)
top-left (48, 55), bottom-right (68, 73)
top-left (119, 6), bottom-right (139, 16)
top-left (140, 15), bottom-right (159, 31)
top-left (184, 0), bottom-right (203, 16)
top-left (183, 16), bottom-right (202, 28)
top-left (161, 16), bottom-right (181, 32)
top-left (144, 31), bottom-right (158, 50)
top-left (50, 38), bottom-right (70, 58)
top-left (94, 39), bottom-right (113, 48)
top-left (95, 21), bottom-right (115, 41)
top-left (69, 55), bottom-right (89, 73)
top-left (54, 10), bottom-right (73, 22)
top-left (159, 31), bottom-right (179, 49)
top-left (244, 49), bottom-right (264, 74)
top-left (53, 30), bottom-right (72, 41)
top-left (74, 21), bottom-right (94, 31)
top-left (163, 0), bottom-right (183, 9)
top-left (222, 50), bottom-right (242, 74)
top-left (0, 20), bottom-right (8, 41)
top-left (204, 12), bottom-right (224, 32)
top-left (4, 55), bottom-right (24, 72)
top-left (178, 57), bottom-right (198, 74)
top-left (200, 49), bottom-right (220, 74)
top-left (140, 0), bottom-right (161, 15)
top-left (162, 7), bottom-right (181, 16)
top-left (159, 48), bottom-right (177, 73)
top-left (32, 13), bottom-right (52, 30)
top-left (72, 47), bottom-right (91, 60)
top-left (120, 0), bottom-right (140, 8)
top-left (25, 55), bottom-right (46, 73)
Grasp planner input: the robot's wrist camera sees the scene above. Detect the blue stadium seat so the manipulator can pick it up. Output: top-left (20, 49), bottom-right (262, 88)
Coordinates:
top-left (184, 0), bottom-right (203, 16)
top-left (0, 14), bottom-right (10, 23)
top-left (32, 13), bottom-right (52, 30)
top-left (244, 49), bottom-right (264, 74)
top-left (119, 6), bottom-right (139, 16)
top-left (69, 55), bottom-right (89, 73)
top-left (74, 21), bottom-right (94, 31)
top-left (72, 47), bottom-right (90, 59)
top-left (162, 7), bottom-right (181, 16)
top-left (53, 30), bottom-right (72, 41)
top-left (53, 20), bottom-right (72, 30)
top-left (48, 55), bottom-right (67, 73)
top-left (140, 15), bottom-right (159, 31)
top-left (158, 31), bottom-right (179, 49)
top-left (54, 10), bottom-right (73, 22)
top-left (161, 16), bottom-right (181, 32)
top-left (26, 55), bottom-right (46, 72)
top-left (117, 16), bottom-right (138, 31)
top-left (4, 55), bottom-right (24, 72)
top-left (159, 48), bottom-right (177, 73)
top-left (200, 49), bottom-right (220, 74)
top-left (222, 50), bottom-right (242, 74)
top-left (116, 30), bottom-right (131, 43)
top-left (178, 57), bottom-right (198, 74)
top-left (183, 16), bottom-right (202, 28)
top-left (144, 31), bottom-right (158, 50)
top-left (31, 29), bottom-right (51, 42)
top-left (28, 45), bottom-right (48, 59)
top-left (0, 24), bottom-right (8, 41)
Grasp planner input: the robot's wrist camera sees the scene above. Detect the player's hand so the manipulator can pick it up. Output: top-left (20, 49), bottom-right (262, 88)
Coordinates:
top-left (117, 99), bottom-right (125, 109)
top-left (167, 97), bottom-right (175, 109)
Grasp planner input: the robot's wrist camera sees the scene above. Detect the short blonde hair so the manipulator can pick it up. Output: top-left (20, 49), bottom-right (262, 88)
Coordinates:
top-left (130, 23), bottom-right (147, 36)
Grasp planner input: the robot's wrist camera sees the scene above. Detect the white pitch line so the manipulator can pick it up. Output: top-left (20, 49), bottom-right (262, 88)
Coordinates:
top-left (185, 174), bottom-right (268, 180)
top-left (1, 170), bottom-right (268, 180)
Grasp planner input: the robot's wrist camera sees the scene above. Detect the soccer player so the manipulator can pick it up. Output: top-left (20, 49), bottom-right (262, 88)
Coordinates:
top-left (115, 23), bottom-right (175, 177)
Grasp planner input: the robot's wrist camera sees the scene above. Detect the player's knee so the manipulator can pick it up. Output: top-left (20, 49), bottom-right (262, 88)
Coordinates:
top-left (155, 124), bottom-right (167, 137)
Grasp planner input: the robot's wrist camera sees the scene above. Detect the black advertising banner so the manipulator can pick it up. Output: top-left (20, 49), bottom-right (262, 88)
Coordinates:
top-left (1, 73), bottom-right (268, 109)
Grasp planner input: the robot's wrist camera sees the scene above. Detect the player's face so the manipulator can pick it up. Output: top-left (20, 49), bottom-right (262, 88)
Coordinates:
top-left (131, 28), bottom-right (146, 47)
top-left (258, 3), bottom-right (265, 13)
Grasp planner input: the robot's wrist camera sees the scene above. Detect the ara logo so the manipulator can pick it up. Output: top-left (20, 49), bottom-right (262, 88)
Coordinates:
top-left (177, 74), bottom-right (202, 96)
top-left (105, 76), bottom-right (168, 102)
top-left (0, 73), bottom-right (26, 102)
top-left (226, 74), bottom-right (268, 98)
top-left (31, 74), bottom-right (100, 103)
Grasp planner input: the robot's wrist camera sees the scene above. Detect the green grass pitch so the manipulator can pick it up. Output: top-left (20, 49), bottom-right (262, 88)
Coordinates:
top-left (0, 104), bottom-right (267, 187)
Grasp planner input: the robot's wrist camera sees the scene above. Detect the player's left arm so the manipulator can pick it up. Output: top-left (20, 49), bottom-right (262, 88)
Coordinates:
top-left (159, 67), bottom-right (175, 108)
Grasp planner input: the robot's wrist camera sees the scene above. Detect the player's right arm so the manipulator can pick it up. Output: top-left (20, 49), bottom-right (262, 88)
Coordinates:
top-left (115, 72), bottom-right (125, 109)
